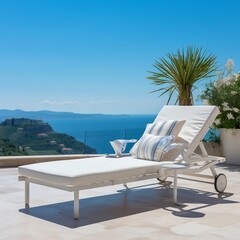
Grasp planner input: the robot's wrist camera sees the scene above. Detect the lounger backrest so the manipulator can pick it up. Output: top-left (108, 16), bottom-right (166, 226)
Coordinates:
top-left (153, 106), bottom-right (219, 155)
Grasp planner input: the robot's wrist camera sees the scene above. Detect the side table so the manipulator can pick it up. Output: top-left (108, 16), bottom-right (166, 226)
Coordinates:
top-left (160, 163), bottom-right (188, 204)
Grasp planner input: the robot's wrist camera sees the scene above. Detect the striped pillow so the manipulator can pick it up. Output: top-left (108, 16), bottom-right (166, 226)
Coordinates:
top-left (130, 120), bottom-right (185, 156)
top-left (133, 134), bottom-right (175, 161)
top-left (145, 120), bottom-right (185, 136)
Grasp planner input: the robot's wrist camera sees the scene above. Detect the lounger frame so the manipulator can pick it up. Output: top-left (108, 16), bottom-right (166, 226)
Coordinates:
top-left (19, 170), bottom-right (162, 219)
top-left (19, 140), bottom-right (225, 219)
top-left (18, 106), bottom-right (227, 219)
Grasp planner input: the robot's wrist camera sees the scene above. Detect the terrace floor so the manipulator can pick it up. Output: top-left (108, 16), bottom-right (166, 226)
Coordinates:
top-left (0, 163), bottom-right (240, 240)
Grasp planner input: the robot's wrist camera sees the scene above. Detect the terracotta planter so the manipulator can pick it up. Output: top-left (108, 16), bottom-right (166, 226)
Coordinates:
top-left (219, 128), bottom-right (240, 165)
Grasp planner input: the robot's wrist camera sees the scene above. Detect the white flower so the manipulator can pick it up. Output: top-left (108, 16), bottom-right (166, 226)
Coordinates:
top-left (225, 58), bottom-right (235, 75)
top-left (223, 106), bottom-right (232, 111)
top-left (231, 91), bottom-right (238, 95)
top-left (227, 113), bottom-right (234, 120)
top-left (214, 79), bottom-right (224, 88)
top-left (222, 102), bottom-right (229, 107)
top-left (232, 108), bottom-right (240, 113)
top-left (231, 74), bottom-right (237, 82)
top-left (216, 70), bottom-right (224, 80)
top-left (223, 76), bottom-right (232, 85)
top-left (214, 119), bottom-right (221, 125)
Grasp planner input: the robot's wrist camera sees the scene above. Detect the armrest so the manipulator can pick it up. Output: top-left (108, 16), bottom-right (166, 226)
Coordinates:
top-left (163, 143), bottom-right (190, 165)
top-left (110, 139), bottom-right (137, 156)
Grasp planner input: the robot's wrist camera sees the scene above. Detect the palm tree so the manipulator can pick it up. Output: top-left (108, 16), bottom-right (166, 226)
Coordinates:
top-left (148, 47), bottom-right (218, 105)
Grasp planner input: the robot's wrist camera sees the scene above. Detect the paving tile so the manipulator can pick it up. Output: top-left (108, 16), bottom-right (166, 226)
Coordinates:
top-left (0, 165), bottom-right (240, 239)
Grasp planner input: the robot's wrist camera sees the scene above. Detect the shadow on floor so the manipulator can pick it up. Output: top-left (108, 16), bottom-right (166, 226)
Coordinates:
top-left (218, 163), bottom-right (240, 173)
top-left (19, 182), bottom-right (237, 228)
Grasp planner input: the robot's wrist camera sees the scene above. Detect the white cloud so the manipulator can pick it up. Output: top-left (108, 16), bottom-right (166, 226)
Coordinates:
top-left (37, 99), bottom-right (117, 106)
top-left (38, 100), bottom-right (79, 105)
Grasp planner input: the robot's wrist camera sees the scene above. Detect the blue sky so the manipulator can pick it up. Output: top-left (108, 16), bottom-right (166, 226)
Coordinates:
top-left (0, 0), bottom-right (239, 114)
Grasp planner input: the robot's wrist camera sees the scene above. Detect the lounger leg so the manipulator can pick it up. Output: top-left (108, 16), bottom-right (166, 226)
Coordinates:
top-left (25, 181), bottom-right (30, 207)
top-left (210, 166), bottom-right (217, 177)
top-left (173, 171), bottom-right (178, 204)
top-left (74, 191), bottom-right (79, 219)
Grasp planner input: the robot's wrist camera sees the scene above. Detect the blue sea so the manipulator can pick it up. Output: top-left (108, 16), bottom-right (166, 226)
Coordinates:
top-left (48, 115), bottom-right (156, 154)
top-left (48, 114), bottom-right (211, 154)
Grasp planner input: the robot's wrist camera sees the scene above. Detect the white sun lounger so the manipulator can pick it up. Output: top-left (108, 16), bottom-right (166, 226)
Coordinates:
top-left (18, 106), bottom-right (227, 219)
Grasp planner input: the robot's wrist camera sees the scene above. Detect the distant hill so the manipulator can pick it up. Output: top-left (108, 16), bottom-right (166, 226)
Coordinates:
top-left (0, 118), bottom-right (96, 156)
top-left (0, 109), bottom-right (127, 122)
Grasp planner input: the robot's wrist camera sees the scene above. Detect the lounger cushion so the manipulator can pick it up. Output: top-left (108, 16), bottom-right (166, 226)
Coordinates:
top-left (153, 106), bottom-right (220, 155)
top-left (18, 156), bottom-right (162, 187)
top-left (132, 134), bottom-right (174, 161)
top-left (130, 120), bottom-right (185, 156)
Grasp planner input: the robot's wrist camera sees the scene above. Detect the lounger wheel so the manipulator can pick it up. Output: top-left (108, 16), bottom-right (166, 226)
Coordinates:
top-left (214, 173), bottom-right (227, 193)
top-left (157, 176), bottom-right (167, 183)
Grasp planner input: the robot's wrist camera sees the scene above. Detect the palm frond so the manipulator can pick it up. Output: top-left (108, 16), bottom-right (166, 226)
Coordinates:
top-left (147, 46), bottom-right (218, 105)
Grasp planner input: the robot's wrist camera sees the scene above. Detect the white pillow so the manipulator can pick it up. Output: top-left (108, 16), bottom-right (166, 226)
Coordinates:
top-left (132, 134), bottom-right (175, 161)
top-left (130, 120), bottom-right (186, 156)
